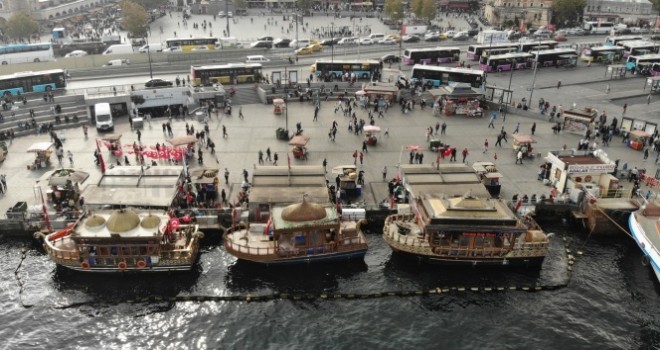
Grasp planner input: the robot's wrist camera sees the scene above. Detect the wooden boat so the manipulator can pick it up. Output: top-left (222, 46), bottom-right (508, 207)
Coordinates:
top-left (629, 202), bottom-right (660, 282)
top-left (224, 198), bottom-right (367, 265)
top-left (383, 194), bottom-right (550, 266)
top-left (42, 209), bottom-right (203, 272)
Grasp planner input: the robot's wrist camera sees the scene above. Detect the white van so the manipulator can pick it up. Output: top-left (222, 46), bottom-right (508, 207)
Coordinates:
top-left (368, 33), bottom-right (385, 42)
top-left (138, 43), bottom-right (162, 53)
top-left (289, 39), bottom-right (310, 48)
top-left (337, 37), bottom-right (358, 45)
top-left (246, 55), bottom-right (270, 63)
top-left (103, 44), bottom-right (134, 55)
top-left (103, 59), bottom-right (130, 67)
top-left (94, 103), bottom-right (114, 131)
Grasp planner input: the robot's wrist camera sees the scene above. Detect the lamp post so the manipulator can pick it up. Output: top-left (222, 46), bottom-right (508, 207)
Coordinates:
top-left (331, 22), bottom-right (335, 66)
top-left (295, 6), bottom-right (299, 49)
top-left (226, 0), bottom-right (230, 37)
top-left (394, 12), bottom-right (402, 70)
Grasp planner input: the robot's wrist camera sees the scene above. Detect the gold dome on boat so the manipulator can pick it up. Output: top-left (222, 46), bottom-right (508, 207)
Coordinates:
top-left (281, 198), bottom-right (327, 222)
top-left (106, 209), bottom-right (140, 233)
top-left (140, 214), bottom-right (162, 229)
top-left (85, 214), bottom-right (106, 228)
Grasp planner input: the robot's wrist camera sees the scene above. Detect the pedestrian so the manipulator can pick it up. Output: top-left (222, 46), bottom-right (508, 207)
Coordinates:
top-left (488, 112), bottom-right (496, 128)
top-left (623, 103), bottom-right (627, 115)
top-left (359, 151), bottom-right (364, 165)
top-left (266, 147), bottom-right (272, 162)
top-left (243, 169), bottom-right (249, 182)
top-left (136, 129), bottom-right (142, 142)
top-left (513, 122), bottom-right (520, 134)
top-left (557, 80), bottom-right (561, 89)
top-left (494, 152), bottom-right (498, 162)
top-left (441, 122), bottom-right (447, 135)
top-left (362, 141), bottom-right (368, 153)
top-left (531, 122), bottom-right (536, 135)
top-left (644, 148), bottom-right (649, 161)
top-left (461, 148), bottom-right (469, 163)
top-left (82, 124), bottom-right (88, 138)
top-left (273, 152), bottom-right (279, 165)
top-left (516, 150), bottom-right (523, 164)
top-left (221, 188), bottom-right (227, 205)
top-left (435, 122), bottom-right (440, 135)
top-left (495, 134), bottom-right (503, 147)
top-left (382, 166), bottom-right (387, 181)
top-left (648, 94), bottom-right (652, 105)
top-left (418, 152), bottom-right (424, 164)
top-left (409, 151), bottom-right (415, 164)
top-left (258, 150), bottom-right (264, 164)
top-left (353, 150), bottom-right (358, 164)
top-left (483, 139), bottom-right (489, 153)
top-left (238, 106), bottom-right (244, 119)
top-left (224, 168), bottom-right (229, 184)
top-left (66, 150), bottom-right (74, 166)
top-left (128, 115), bottom-right (133, 129)
top-left (222, 125), bottom-right (228, 138)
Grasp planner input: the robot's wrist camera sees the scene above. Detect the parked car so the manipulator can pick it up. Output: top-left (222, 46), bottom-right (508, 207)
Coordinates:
top-left (467, 28), bottom-right (480, 37)
top-left (380, 54), bottom-right (400, 64)
top-left (320, 38), bottom-right (339, 46)
top-left (453, 32), bottom-right (470, 41)
top-left (442, 31), bottom-right (457, 38)
top-left (359, 38), bottom-right (374, 45)
top-left (308, 43), bottom-right (323, 52)
top-left (295, 46), bottom-right (314, 55)
top-left (64, 50), bottom-right (88, 58)
top-left (274, 38), bottom-right (291, 48)
top-left (258, 36), bottom-right (274, 42)
top-left (145, 79), bottom-right (173, 88)
top-left (250, 40), bottom-right (273, 49)
top-left (384, 34), bottom-right (401, 43)
top-left (402, 34), bottom-right (420, 43)
top-left (337, 37), bottom-right (358, 45)
top-left (380, 38), bottom-right (397, 45)
top-left (424, 32), bottom-right (441, 41)
top-left (218, 11), bottom-right (225, 17)
top-left (289, 39), bottom-right (311, 48)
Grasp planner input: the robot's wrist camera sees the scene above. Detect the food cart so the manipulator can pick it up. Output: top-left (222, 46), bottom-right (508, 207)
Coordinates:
top-left (363, 125), bottom-right (380, 146)
top-left (512, 134), bottom-right (536, 158)
top-left (27, 142), bottom-right (54, 170)
top-left (289, 134), bottom-right (310, 160)
top-left (189, 168), bottom-right (220, 204)
top-left (167, 135), bottom-right (198, 161)
top-left (332, 165), bottom-right (362, 197)
top-left (428, 83), bottom-right (484, 117)
top-left (628, 130), bottom-right (651, 151)
top-left (273, 98), bottom-right (286, 115)
top-left (473, 162), bottom-right (502, 198)
top-left (101, 134), bottom-right (123, 157)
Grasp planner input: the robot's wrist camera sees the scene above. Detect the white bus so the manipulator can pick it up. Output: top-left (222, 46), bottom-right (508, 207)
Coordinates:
top-left (0, 43), bottom-right (55, 65)
top-left (583, 21), bottom-right (617, 35)
top-left (402, 47), bottom-right (461, 65)
top-left (620, 40), bottom-right (660, 58)
top-left (605, 35), bottom-right (643, 46)
top-left (580, 46), bottom-right (625, 63)
top-left (480, 52), bottom-right (533, 72)
top-left (466, 43), bottom-right (519, 61)
top-left (626, 53), bottom-right (660, 72)
top-left (533, 48), bottom-right (578, 68)
top-left (410, 65), bottom-right (485, 88)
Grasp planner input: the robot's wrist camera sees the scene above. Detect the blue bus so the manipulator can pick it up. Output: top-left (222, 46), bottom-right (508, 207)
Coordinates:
top-left (311, 59), bottom-right (382, 81)
top-left (0, 69), bottom-right (67, 96)
top-left (410, 65), bottom-right (486, 88)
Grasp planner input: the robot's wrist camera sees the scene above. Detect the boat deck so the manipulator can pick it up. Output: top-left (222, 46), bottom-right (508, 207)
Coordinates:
top-left (635, 213), bottom-right (660, 252)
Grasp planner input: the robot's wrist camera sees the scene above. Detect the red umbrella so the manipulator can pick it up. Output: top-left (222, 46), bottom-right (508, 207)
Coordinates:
top-left (405, 145), bottom-right (422, 151)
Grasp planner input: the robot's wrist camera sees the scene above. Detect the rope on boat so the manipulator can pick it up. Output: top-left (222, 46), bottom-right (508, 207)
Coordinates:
top-left (14, 244), bottom-right (33, 309)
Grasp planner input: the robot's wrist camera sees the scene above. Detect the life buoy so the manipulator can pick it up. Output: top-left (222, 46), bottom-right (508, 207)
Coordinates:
top-left (117, 261), bottom-right (128, 270)
top-left (81, 261), bottom-right (90, 269)
top-left (137, 260), bottom-right (147, 268)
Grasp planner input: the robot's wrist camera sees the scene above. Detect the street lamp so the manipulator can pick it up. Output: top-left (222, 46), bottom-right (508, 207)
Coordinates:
top-left (393, 12), bottom-right (402, 70)
top-left (331, 22), bottom-right (335, 66)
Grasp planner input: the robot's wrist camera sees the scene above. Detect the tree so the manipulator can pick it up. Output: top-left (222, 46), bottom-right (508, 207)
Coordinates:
top-left (3, 12), bottom-right (39, 43)
top-left (551, 0), bottom-right (586, 27)
top-left (652, 0), bottom-right (660, 11)
top-left (234, 0), bottom-right (248, 10)
top-left (296, 0), bottom-right (313, 14)
top-left (420, 0), bottom-right (437, 22)
top-left (411, 0), bottom-right (424, 19)
top-left (384, 0), bottom-right (404, 21)
top-left (132, 0), bottom-right (168, 10)
top-left (120, 0), bottom-right (149, 38)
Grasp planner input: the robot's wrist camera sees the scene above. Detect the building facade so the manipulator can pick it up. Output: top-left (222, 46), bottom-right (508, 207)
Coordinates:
top-left (583, 0), bottom-right (656, 25)
top-left (484, 0), bottom-right (554, 29)
top-left (0, 0), bottom-right (114, 21)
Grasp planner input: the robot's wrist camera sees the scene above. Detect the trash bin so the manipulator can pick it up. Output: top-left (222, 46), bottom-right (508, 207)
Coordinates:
top-left (133, 117), bottom-right (144, 129)
top-left (195, 111), bottom-right (206, 122)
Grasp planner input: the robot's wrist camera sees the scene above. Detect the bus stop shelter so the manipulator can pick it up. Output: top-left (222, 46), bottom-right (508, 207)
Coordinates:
top-left (644, 76), bottom-right (660, 94)
top-left (605, 64), bottom-right (627, 79)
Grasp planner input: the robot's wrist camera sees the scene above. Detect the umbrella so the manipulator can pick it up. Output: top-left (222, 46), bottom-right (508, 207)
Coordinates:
top-left (288, 134), bottom-right (310, 146)
top-left (273, 98), bottom-right (285, 104)
top-left (167, 135), bottom-right (198, 147)
top-left (512, 134), bottom-right (537, 143)
top-left (27, 142), bottom-right (54, 152)
top-left (405, 145), bottom-right (422, 151)
top-left (363, 125), bottom-right (381, 132)
top-left (331, 165), bottom-right (357, 175)
top-left (101, 134), bottom-right (122, 142)
top-left (355, 90), bottom-right (367, 96)
top-left (40, 168), bottom-right (90, 186)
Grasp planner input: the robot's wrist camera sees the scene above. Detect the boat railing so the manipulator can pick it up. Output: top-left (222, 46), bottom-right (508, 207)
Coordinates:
top-left (44, 239), bottom-right (79, 260)
top-left (225, 236), bottom-right (276, 256)
top-left (433, 246), bottom-right (510, 257)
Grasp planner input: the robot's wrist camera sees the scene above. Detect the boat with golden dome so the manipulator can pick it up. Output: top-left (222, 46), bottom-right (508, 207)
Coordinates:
top-left (224, 197), bottom-right (368, 265)
top-left (42, 208), bottom-right (203, 272)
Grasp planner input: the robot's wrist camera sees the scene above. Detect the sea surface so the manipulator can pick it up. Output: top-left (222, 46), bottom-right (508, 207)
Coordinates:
top-left (1, 222), bottom-right (659, 350)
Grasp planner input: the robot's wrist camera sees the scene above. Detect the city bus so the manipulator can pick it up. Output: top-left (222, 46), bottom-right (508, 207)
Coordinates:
top-left (190, 63), bottom-right (263, 86)
top-left (402, 47), bottom-right (461, 65)
top-left (480, 52), bottom-right (533, 72)
top-left (0, 69), bottom-right (67, 96)
top-left (620, 40), bottom-right (660, 58)
top-left (519, 40), bottom-right (558, 52)
top-left (583, 21), bottom-right (617, 35)
top-left (626, 53), bottom-right (660, 72)
top-left (0, 43), bottom-right (55, 65)
top-left (409, 65), bottom-right (485, 88)
top-left (532, 48), bottom-right (578, 68)
top-left (467, 43), bottom-right (519, 61)
top-left (310, 59), bottom-right (382, 80)
top-left (605, 35), bottom-right (643, 46)
top-left (165, 37), bottom-right (218, 52)
top-left (580, 46), bottom-right (625, 63)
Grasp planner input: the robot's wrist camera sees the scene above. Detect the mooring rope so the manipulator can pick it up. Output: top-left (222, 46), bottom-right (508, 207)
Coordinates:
top-left (14, 244), bottom-right (33, 309)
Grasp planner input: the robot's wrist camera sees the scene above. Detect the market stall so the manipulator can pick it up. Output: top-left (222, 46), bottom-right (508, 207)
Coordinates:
top-left (189, 167), bottom-right (220, 204)
top-left (273, 98), bottom-right (286, 115)
top-left (628, 130), bottom-right (651, 151)
top-left (512, 134), bottom-right (536, 158)
top-left (362, 83), bottom-right (399, 104)
top-left (473, 162), bottom-right (502, 198)
top-left (101, 134), bottom-right (123, 157)
top-left (428, 83), bottom-right (484, 117)
top-left (289, 134), bottom-right (310, 160)
top-left (167, 135), bottom-right (198, 161)
top-left (27, 142), bottom-right (54, 170)
top-left (363, 125), bottom-right (380, 146)
top-left (562, 107), bottom-right (598, 136)
top-left (332, 165), bottom-right (363, 197)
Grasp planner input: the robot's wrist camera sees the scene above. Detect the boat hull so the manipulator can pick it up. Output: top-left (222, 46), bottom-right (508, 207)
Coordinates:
top-left (56, 264), bottom-right (196, 273)
top-left (389, 246), bottom-right (545, 267)
top-left (628, 212), bottom-right (660, 282)
top-left (232, 249), bottom-right (368, 266)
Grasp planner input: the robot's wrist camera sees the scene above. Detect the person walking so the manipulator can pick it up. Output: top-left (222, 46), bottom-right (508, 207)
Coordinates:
top-left (359, 151), bottom-right (364, 165)
top-left (136, 129), bottom-right (142, 142)
top-left (483, 139), bottom-right (489, 153)
top-left (623, 103), bottom-right (627, 115)
top-left (242, 169), bottom-right (249, 182)
top-left (222, 125), bottom-right (228, 138)
top-left (362, 141), bottom-right (368, 153)
top-left (67, 150), bottom-right (74, 166)
top-left (495, 134), bottom-right (503, 147)
top-left (266, 147), bottom-right (272, 162)
top-left (488, 112), bottom-right (496, 128)
top-left (224, 168), bottom-right (230, 185)
top-left (531, 122), bottom-right (536, 135)
top-left (648, 94), bottom-right (652, 105)
top-left (353, 150), bottom-right (359, 165)
top-left (382, 166), bottom-right (387, 181)
top-left (461, 148), bottom-right (469, 163)
top-left (516, 150), bottom-right (523, 165)
top-left (606, 84), bottom-right (611, 94)
top-left (557, 80), bottom-right (562, 89)
top-left (258, 150), bottom-right (264, 164)
top-left (644, 148), bottom-right (649, 161)
top-left (513, 122), bottom-right (520, 134)
top-left (82, 124), bottom-right (88, 138)
top-left (273, 152), bottom-right (279, 165)
top-left (441, 122), bottom-right (447, 135)
top-left (238, 106), bottom-right (244, 119)
top-left (322, 158), bottom-right (327, 173)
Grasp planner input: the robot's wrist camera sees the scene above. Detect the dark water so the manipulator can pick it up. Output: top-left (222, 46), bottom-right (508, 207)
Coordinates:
top-left (2, 222), bottom-right (660, 349)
